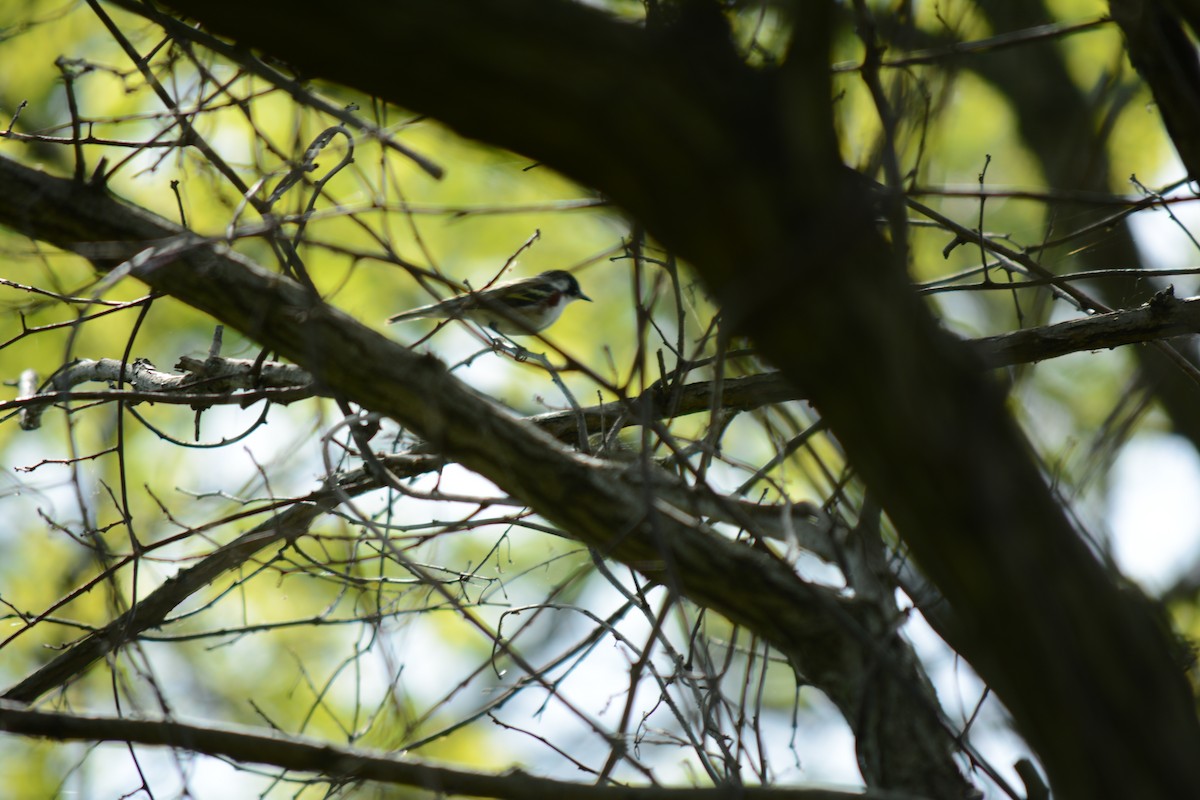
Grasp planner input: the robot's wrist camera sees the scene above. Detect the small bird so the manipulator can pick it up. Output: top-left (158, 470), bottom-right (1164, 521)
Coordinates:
top-left (387, 270), bottom-right (591, 336)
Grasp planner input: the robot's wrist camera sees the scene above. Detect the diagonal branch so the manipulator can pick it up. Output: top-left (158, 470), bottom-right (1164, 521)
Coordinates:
top-left (88, 4), bottom-right (1200, 797)
top-left (1, 454), bottom-right (435, 705)
top-left (0, 155), bottom-right (971, 795)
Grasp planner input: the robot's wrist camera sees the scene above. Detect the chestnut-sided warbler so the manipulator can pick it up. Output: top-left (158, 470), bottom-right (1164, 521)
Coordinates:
top-left (386, 270), bottom-right (591, 336)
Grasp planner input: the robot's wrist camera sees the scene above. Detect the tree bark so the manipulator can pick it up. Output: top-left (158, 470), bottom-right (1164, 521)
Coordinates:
top-left (15, 1), bottom-right (1200, 796)
top-left (0, 156), bottom-right (973, 796)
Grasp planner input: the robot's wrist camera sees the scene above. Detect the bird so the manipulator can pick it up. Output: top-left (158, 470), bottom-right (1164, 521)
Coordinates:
top-left (386, 270), bottom-right (591, 336)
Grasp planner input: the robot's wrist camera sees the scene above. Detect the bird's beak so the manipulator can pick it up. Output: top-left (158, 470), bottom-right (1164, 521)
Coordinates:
top-left (579, 291), bottom-right (593, 302)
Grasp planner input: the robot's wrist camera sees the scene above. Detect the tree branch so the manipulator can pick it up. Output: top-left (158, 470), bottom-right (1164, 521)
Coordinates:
top-left (0, 155), bottom-right (970, 796)
top-left (1, 453), bottom-right (436, 705)
top-left (14, 290), bottom-right (1200, 433)
top-left (971, 286), bottom-right (1200, 365)
top-left (93, 4), bottom-right (1200, 797)
top-left (1109, 0), bottom-right (1200, 178)
top-left (0, 701), bottom-right (915, 800)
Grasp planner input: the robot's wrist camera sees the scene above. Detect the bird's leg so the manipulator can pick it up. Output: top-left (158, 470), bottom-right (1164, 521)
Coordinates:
top-left (492, 330), bottom-right (537, 362)
top-left (485, 335), bottom-right (523, 360)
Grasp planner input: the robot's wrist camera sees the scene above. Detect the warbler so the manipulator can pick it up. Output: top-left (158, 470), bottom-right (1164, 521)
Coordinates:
top-left (386, 270), bottom-right (591, 336)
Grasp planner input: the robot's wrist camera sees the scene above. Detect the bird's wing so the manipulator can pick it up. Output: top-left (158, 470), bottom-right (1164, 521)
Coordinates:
top-left (387, 277), bottom-right (538, 324)
top-left (386, 292), bottom-right (476, 323)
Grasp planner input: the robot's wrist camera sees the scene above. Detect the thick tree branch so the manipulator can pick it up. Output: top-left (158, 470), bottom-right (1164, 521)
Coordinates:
top-left (12, 355), bottom-right (316, 429)
top-left (966, 0), bottom-right (1200, 458)
top-left (81, 3), bottom-right (1200, 798)
top-left (971, 286), bottom-right (1200, 364)
top-left (1, 433), bottom-right (834, 713)
top-left (1, 441), bottom-right (843, 729)
top-left (0, 156), bottom-right (971, 795)
top-left (1110, 0), bottom-right (1200, 178)
top-left (0, 702), bottom-right (913, 800)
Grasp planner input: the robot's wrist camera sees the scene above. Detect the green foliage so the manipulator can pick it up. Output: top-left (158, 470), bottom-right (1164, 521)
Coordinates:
top-left (1, 1), bottom-right (1198, 798)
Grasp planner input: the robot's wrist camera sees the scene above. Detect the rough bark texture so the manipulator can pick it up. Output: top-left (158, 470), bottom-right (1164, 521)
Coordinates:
top-left (0, 157), bottom-right (973, 796)
top-left (8, 1), bottom-right (1200, 797)
top-left (0, 702), bottom-right (927, 800)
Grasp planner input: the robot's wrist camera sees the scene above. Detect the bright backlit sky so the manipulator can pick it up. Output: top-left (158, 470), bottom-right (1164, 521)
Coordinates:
top-left (1111, 175), bottom-right (1200, 592)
